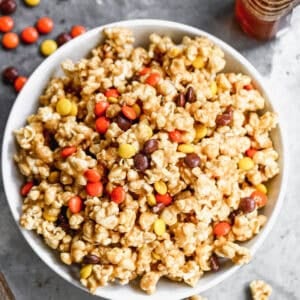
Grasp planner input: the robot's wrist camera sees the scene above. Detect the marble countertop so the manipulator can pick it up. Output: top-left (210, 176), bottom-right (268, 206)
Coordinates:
top-left (0, 1), bottom-right (299, 299)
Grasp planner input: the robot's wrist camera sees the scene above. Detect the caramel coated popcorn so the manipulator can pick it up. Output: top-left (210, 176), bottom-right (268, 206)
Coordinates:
top-left (15, 27), bottom-right (279, 294)
top-left (250, 280), bottom-right (272, 300)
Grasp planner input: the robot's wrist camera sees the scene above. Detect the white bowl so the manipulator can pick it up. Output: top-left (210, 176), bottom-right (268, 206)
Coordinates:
top-left (1, 19), bottom-right (287, 300)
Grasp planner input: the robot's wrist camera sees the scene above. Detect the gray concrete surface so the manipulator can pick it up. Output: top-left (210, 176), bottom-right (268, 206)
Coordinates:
top-left (0, 0), bottom-right (299, 299)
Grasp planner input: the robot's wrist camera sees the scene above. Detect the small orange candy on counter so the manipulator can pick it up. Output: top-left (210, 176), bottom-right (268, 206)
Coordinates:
top-left (0, 16), bottom-right (14, 33)
top-left (36, 16), bottom-right (54, 34)
top-left (21, 26), bottom-right (39, 44)
top-left (145, 72), bottom-right (160, 86)
top-left (121, 105), bottom-right (137, 120)
top-left (2, 32), bottom-right (19, 49)
top-left (70, 25), bottom-right (86, 38)
top-left (14, 76), bottom-right (27, 92)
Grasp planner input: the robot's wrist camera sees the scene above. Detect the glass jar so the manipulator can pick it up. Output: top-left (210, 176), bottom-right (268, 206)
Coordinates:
top-left (235, 0), bottom-right (299, 40)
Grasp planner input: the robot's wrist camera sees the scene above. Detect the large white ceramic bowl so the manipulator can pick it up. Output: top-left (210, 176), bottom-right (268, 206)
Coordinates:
top-left (2, 19), bottom-right (287, 300)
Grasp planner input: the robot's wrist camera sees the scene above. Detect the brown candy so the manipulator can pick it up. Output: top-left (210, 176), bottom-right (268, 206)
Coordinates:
top-left (116, 114), bottom-right (132, 131)
top-left (176, 92), bottom-right (186, 107)
top-left (210, 254), bottom-right (220, 272)
top-left (185, 86), bottom-right (196, 102)
top-left (134, 153), bottom-right (149, 171)
top-left (239, 196), bottom-right (256, 213)
top-left (2, 66), bottom-right (18, 84)
top-left (184, 153), bottom-right (201, 168)
top-left (82, 254), bottom-right (100, 264)
top-left (56, 32), bottom-right (72, 47)
top-left (143, 139), bottom-right (159, 154)
top-left (216, 106), bottom-right (234, 126)
top-left (0, 0), bottom-right (17, 15)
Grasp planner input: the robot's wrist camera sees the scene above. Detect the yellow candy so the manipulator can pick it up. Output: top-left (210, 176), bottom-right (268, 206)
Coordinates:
top-left (178, 144), bottom-right (195, 153)
top-left (56, 98), bottom-right (72, 116)
top-left (210, 81), bottom-right (218, 97)
top-left (40, 40), bottom-right (58, 56)
top-left (80, 264), bottom-right (93, 279)
top-left (154, 181), bottom-right (167, 195)
top-left (24, 0), bottom-right (40, 6)
top-left (132, 103), bottom-right (141, 117)
top-left (194, 124), bottom-right (207, 141)
top-left (43, 211), bottom-right (57, 222)
top-left (238, 157), bottom-right (254, 171)
top-left (152, 252), bottom-right (160, 260)
top-left (153, 219), bottom-right (166, 236)
top-left (48, 171), bottom-right (59, 183)
top-left (147, 194), bottom-right (156, 206)
top-left (108, 97), bottom-right (118, 103)
top-left (118, 144), bottom-right (136, 159)
top-left (70, 102), bottom-right (78, 116)
top-left (192, 56), bottom-right (205, 69)
top-left (256, 183), bottom-right (268, 194)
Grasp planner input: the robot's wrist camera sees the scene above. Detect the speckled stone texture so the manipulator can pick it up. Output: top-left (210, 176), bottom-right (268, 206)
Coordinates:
top-left (0, 1), bottom-right (299, 299)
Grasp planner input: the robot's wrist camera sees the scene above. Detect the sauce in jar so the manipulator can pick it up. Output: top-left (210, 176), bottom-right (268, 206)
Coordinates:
top-left (235, 0), bottom-right (299, 40)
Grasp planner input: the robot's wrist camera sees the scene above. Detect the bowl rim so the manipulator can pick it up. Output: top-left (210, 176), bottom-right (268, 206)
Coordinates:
top-left (1, 18), bottom-right (288, 300)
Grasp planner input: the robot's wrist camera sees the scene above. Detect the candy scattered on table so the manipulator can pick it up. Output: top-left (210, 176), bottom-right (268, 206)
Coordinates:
top-left (2, 66), bottom-right (18, 84)
top-left (40, 39), bottom-right (57, 56)
top-left (56, 32), bottom-right (72, 46)
top-left (2, 32), bottom-right (19, 49)
top-left (0, 16), bottom-right (14, 33)
top-left (36, 16), bottom-right (54, 34)
top-left (20, 26), bottom-right (39, 44)
top-left (14, 76), bottom-right (27, 92)
top-left (23, 0), bottom-right (40, 7)
top-left (70, 24), bottom-right (86, 38)
top-left (0, 0), bottom-right (17, 15)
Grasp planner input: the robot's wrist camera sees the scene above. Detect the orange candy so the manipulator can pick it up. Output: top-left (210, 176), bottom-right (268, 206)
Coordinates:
top-left (84, 169), bottom-right (101, 183)
top-left (145, 72), bottom-right (160, 86)
top-left (244, 83), bottom-right (254, 90)
top-left (68, 196), bottom-right (83, 214)
top-left (155, 193), bottom-right (172, 206)
top-left (104, 88), bottom-right (119, 98)
top-left (213, 222), bottom-right (231, 236)
top-left (36, 16), bottom-right (54, 34)
top-left (169, 130), bottom-right (183, 143)
top-left (95, 116), bottom-right (110, 134)
top-left (21, 181), bottom-right (34, 196)
top-left (70, 25), bottom-right (86, 38)
top-left (0, 16), bottom-right (14, 33)
top-left (94, 101), bottom-right (109, 117)
top-left (2, 32), bottom-right (19, 49)
top-left (86, 181), bottom-right (103, 197)
top-left (251, 190), bottom-right (268, 208)
top-left (121, 106), bottom-right (137, 120)
top-left (111, 186), bottom-right (126, 204)
top-left (246, 148), bottom-right (257, 158)
top-left (61, 146), bottom-right (77, 158)
top-left (14, 76), bottom-right (27, 92)
top-left (139, 67), bottom-right (151, 76)
top-left (21, 27), bottom-right (39, 44)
